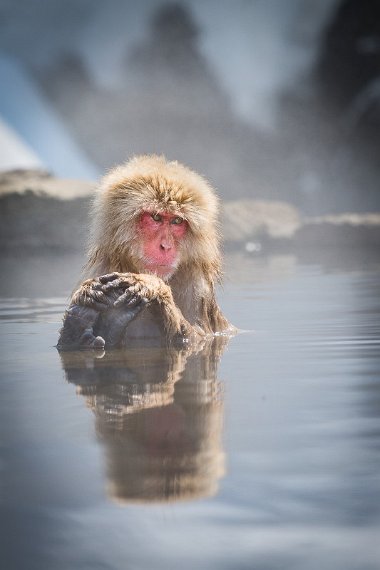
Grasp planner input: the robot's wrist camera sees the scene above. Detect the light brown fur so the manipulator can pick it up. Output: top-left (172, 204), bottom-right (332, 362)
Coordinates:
top-left (61, 155), bottom-right (233, 348)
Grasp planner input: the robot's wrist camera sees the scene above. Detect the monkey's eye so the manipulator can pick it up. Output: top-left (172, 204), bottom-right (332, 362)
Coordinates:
top-left (171, 216), bottom-right (184, 225)
top-left (151, 213), bottom-right (162, 222)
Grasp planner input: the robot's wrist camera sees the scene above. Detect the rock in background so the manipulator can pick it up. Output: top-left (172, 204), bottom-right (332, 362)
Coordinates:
top-left (1, 169), bottom-right (380, 253)
top-left (0, 169), bottom-right (93, 251)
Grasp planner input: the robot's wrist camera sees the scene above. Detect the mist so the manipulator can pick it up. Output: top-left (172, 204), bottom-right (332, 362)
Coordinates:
top-left (1, 0), bottom-right (379, 214)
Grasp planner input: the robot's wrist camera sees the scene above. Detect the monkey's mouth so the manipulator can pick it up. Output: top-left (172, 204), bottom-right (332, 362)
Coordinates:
top-left (144, 261), bottom-right (177, 279)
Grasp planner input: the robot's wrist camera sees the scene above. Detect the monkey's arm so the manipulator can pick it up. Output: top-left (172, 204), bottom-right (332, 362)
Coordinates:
top-left (57, 278), bottom-right (149, 350)
top-left (96, 272), bottom-right (202, 341)
top-left (57, 304), bottom-right (106, 350)
top-left (199, 290), bottom-right (233, 335)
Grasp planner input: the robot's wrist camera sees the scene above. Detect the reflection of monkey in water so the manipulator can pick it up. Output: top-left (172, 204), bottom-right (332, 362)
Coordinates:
top-left (60, 337), bottom-right (227, 503)
top-left (57, 155), bottom-right (234, 350)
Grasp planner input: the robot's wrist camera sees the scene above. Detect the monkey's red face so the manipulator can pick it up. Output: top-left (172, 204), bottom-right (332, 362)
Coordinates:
top-left (138, 211), bottom-right (188, 279)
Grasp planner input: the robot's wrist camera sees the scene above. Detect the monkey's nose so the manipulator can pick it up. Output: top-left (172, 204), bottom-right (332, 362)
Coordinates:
top-left (160, 241), bottom-right (172, 251)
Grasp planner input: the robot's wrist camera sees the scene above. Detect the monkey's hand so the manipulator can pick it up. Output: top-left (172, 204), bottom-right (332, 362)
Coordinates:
top-left (58, 277), bottom-right (149, 350)
top-left (57, 277), bottom-right (113, 350)
top-left (57, 304), bottom-right (106, 350)
top-left (97, 272), bottom-right (173, 304)
top-left (71, 277), bottom-right (116, 310)
top-left (96, 272), bottom-right (197, 341)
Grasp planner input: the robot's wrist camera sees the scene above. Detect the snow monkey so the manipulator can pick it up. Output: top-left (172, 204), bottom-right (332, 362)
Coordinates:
top-left (57, 155), bottom-right (234, 350)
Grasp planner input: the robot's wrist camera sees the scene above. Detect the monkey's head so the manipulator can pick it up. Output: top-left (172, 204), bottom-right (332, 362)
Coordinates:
top-left (88, 155), bottom-right (222, 281)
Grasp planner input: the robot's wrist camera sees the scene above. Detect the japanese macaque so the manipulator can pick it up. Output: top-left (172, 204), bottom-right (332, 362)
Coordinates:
top-left (57, 155), bottom-right (234, 350)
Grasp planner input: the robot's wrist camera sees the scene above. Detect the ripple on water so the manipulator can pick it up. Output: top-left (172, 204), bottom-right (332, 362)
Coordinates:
top-left (0, 298), bottom-right (67, 323)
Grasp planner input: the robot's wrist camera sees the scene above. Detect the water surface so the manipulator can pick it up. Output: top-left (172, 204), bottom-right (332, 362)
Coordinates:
top-left (0, 250), bottom-right (379, 570)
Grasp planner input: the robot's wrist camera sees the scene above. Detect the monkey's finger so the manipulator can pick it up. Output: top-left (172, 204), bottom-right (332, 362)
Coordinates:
top-left (99, 277), bottom-right (137, 292)
top-left (118, 293), bottom-right (137, 307)
top-left (122, 297), bottom-right (149, 316)
top-left (92, 281), bottom-right (105, 290)
top-left (127, 283), bottom-right (155, 300)
top-left (113, 290), bottom-right (138, 307)
top-left (91, 336), bottom-right (106, 349)
top-left (78, 329), bottom-right (96, 346)
top-left (100, 279), bottom-right (128, 292)
top-left (98, 272), bottom-right (131, 284)
top-left (114, 292), bottom-right (149, 308)
top-left (124, 283), bottom-right (143, 296)
top-left (66, 304), bottom-right (102, 327)
top-left (88, 289), bottom-right (115, 308)
top-left (76, 321), bottom-right (106, 349)
top-left (68, 304), bottom-right (98, 319)
top-left (126, 294), bottom-right (149, 308)
top-left (98, 272), bottom-right (120, 283)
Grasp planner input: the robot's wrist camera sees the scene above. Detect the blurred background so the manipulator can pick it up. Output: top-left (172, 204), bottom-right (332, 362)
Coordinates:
top-left (1, 0), bottom-right (379, 216)
top-left (1, 5), bottom-right (380, 569)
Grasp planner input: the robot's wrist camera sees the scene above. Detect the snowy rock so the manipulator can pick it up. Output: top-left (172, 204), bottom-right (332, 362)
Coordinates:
top-left (1, 169), bottom-right (379, 252)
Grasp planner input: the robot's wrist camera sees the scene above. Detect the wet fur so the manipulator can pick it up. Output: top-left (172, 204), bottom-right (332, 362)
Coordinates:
top-left (61, 155), bottom-right (232, 347)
